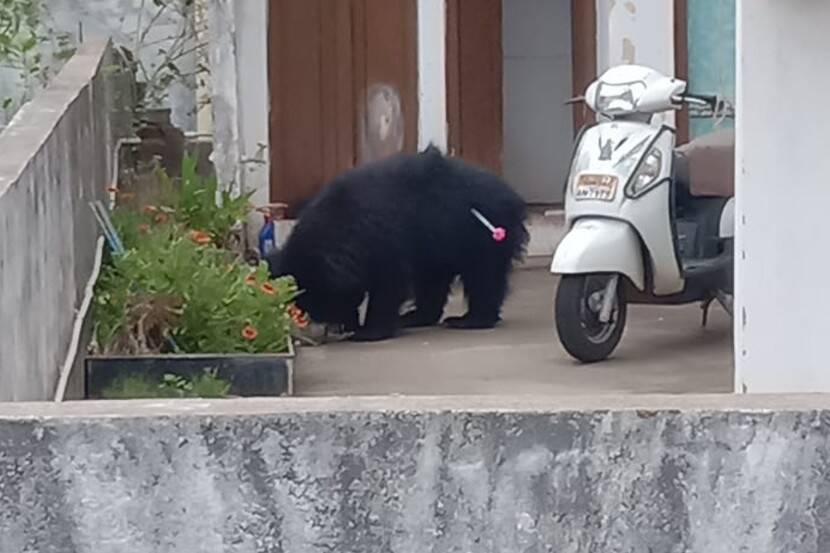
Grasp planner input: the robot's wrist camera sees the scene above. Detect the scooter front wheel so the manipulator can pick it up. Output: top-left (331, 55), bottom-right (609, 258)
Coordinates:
top-left (555, 274), bottom-right (627, 363)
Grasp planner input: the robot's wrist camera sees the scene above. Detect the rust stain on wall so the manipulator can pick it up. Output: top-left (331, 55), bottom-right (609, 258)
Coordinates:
top-left (358, 83), bottom-right (404, 165)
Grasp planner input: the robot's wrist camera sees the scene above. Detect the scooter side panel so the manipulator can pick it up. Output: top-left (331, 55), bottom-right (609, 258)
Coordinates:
top-left (551, 218), bottom-right (645, 291)
top-left (563, 125), bottom-right (684, 296)
top-left (618, 131), bottom-right (685, 295)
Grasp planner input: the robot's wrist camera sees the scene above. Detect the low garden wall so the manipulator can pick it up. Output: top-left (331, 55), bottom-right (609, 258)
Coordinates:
top-left (0, 41), bottom-right (130, 401)
top-left (1, 394), bottom-right (828, 552)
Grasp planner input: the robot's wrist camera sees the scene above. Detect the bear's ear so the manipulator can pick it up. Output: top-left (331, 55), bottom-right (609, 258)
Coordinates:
top-left (263, 248), bottom-right (283, 278)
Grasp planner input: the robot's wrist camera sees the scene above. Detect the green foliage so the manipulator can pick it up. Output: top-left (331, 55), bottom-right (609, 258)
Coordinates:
top-left (101, 369), bottom-right (232, 400)
top-left (94, 219), bottom-right (299, 355)
top-left (93, 155), bottom-right (302, 356)
top-left (0, 0), bottom-right (40, 65)
top-left (0, 0), bottom-right (75, 118)
top-left (159, 154), bottom-right (253, 248)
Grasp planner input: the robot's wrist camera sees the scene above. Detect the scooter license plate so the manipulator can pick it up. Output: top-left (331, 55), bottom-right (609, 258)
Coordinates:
top-left (575, 174), bottom-right (618, 201)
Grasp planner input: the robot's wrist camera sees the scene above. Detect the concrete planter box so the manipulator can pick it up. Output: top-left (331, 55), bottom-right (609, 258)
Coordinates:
top-left (84, 340), bottom-right (295, 399)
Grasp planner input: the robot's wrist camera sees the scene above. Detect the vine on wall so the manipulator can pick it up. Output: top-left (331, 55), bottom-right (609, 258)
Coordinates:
top-left (0, 0), bottom-right (74, 118)
top-left (0, 0), bottom-right (211, 128)
top-left (116, 0), bottom-right (211, 124)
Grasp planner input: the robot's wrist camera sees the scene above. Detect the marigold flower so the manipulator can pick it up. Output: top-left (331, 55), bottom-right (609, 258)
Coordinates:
top-left (288, 304), bottom-right (309, 328)
top-left (143, 205), bottom-right (158, 214)
top-left (293, 313), bottom-right (309, 329)
top-left (260, 282), bottom-right (276, 296)
top-left (241, 325), bottom-right (258, 340)
top-left (154, 212), bottom-right (168, 224)
top-left (189, 230), bottom-right (212, 245)
top-left (244, 273), bottom-right (257, 286)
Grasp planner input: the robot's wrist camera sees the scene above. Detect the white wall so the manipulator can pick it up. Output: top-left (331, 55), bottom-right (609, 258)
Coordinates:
top-left (417, 0), bottom-right (447, 152)
top-left (595, 0), bottom-right (675, 125)
top-left (734, 1), bottom-right (830, 393)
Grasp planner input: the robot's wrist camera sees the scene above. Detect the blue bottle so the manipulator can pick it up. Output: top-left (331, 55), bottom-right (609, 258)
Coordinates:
top-left (258, 212), bottom-right (277, 257)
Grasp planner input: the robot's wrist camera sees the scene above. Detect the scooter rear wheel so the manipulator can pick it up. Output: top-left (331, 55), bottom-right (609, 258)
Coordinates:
top-left (555, 274), bottom-right (627, 363)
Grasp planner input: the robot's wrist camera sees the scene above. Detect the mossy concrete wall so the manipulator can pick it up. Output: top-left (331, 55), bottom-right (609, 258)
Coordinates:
top-left (1, 395), bottom-right (829, 552)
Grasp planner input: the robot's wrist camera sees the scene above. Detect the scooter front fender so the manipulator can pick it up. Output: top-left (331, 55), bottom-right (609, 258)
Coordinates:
top-left (551, 218), bottom-right (645, 291)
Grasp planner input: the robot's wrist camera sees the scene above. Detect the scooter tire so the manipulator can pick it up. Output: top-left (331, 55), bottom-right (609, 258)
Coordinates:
top-left (555, 274), bottom-right (627, 363)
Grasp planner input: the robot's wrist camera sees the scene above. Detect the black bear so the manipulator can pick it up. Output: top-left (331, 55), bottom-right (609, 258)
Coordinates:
top-left (265, 146), bottom-right (529, 342)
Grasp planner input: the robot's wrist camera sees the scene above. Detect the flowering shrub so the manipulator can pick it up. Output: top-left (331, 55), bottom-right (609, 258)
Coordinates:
top-left (92, 157), bottom-right (306, 356)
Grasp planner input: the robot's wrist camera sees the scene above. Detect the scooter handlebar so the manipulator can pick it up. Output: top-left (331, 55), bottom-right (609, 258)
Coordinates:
top-left (672, 93), bottom-right (734, 120)
top-left (674, 93), bottom-right (717, 108)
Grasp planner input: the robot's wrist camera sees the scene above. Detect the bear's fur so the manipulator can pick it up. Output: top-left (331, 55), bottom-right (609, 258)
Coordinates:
top-left (266, 146), bottom-right (529, 342)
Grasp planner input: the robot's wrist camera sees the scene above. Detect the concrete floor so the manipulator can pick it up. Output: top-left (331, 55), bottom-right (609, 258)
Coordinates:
top-left (295, 266), bottom-right (734, 396)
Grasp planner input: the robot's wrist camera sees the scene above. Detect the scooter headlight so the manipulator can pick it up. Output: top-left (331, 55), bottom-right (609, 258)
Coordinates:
top-left (626, 147), bottom-right (663, 198)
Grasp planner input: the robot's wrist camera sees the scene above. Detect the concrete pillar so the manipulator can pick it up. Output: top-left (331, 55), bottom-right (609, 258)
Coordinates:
top-left (230, 0), bottom-right (270, 212)
top-left (194, 0), bottom-right (213, 135)
top-left (206, 0), bottom-right (242, 198)
top-left (207, 0), bottom-right (270, 246)
top-left (734, 1), bottom-right (830, 392)
top-left (417, 0), bottom-right (448, 152)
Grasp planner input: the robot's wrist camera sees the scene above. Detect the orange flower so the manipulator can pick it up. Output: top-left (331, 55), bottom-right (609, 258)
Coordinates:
top-left (260, 282), bottom-right (276, 296)
top-left (241, 325), bottom-right (258, 341)
top-left (244, 273), bottom-right (257, 286)
top-left (138, 224), bottom-right (150, 234)
top-left (154, 212), bottom-right (168, 224)
top-left (288, 304), bottom-right (309, 329)
top-left (143, 205), bottom-right (158, 214)
top-left (293, 313), bottom-right (309, 329)
top-left (189, 230), bottom-right (212, 245)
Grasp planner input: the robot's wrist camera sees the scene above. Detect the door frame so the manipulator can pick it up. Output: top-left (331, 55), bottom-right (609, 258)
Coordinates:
top-left (570, 0), bottom-right (597, 134)
top-left (674, 0), bottom-right (690, 145)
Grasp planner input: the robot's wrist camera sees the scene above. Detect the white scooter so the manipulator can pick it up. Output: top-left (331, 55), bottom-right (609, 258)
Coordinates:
top-left (552, 64), bottom-right (735, 363)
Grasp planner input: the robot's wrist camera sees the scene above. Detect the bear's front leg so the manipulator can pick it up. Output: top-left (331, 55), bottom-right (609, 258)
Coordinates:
top-left (350, 280), bottom-right (406, 342)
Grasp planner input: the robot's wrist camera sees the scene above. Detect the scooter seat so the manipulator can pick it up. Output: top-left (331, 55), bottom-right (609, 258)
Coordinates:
top-left (674, 129), bottom-right (735, 198)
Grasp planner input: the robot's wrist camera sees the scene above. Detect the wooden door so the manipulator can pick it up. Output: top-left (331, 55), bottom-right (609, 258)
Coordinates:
top-left (268, 0), bottom-right (418, 213)
top-left (445, 0), bottom-right (503, 174)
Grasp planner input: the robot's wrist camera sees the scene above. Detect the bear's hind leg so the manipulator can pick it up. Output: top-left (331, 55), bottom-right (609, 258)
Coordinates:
top-left (445, 259), bottom-right (510, 330)
top-left (401, 273), bottom-right (454, 328)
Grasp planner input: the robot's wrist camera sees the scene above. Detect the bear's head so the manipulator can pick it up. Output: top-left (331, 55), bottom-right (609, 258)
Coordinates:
top-left (264, 247), bottom-right (360, 332)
